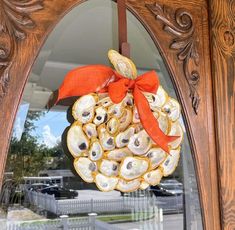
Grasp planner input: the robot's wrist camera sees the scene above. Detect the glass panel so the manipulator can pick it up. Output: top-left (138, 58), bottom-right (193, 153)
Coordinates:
top-left (1, 1), bottom-right (202, 229)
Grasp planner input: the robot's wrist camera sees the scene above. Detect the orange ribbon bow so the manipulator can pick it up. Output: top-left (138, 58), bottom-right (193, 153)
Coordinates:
top-left (54, 64), bottom-right (178, 153)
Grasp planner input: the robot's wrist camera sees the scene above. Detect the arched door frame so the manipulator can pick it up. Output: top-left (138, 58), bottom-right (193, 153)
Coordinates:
top-left (0, 0), bottom-right (220, 229)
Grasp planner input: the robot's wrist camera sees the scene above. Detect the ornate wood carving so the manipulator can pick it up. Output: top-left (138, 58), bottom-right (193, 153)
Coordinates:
top-left (146, 2), bottom-right (200, 114)
top-left (0, 0), bottom-right (43, 100)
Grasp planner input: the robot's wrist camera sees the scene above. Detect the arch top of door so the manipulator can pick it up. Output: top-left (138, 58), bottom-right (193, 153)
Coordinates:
top-left (0, 1), bottom-right (220, 229)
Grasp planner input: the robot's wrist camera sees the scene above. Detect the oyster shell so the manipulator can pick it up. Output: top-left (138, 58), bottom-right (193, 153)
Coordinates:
top-left (99, 159), bottom-right (119, 177)
top-left (146, 86), bottom-right (168, 110)
top-left (105, 148), bottom-right (132, 162)
top-left (139, 181), bottom-right (150, 190)
top-left (158, 112), bottom-right (170, 135)
top-left (108, 50), bottom-right (137, 79)
top-left (116, 178), bottom-right (141, 192)
top-left (107, 117), bottom-right (119, 135)
top-left (155, 86), bottom-right (168, 107)
top-left (143, 169), bottom-right (163, 186)
top-left (127, 130), bottom-right (151, 155)
top-left (98, 125), bottom-right (115, 150)
top-left (132, 106), bottom-right (140, 123)
top-left (72, 94), bottom-right (97, 123)
top-left (160, 148), bottom-right (181, 176)
top-left (95, 173), bottom-right (118, 192)
top-left (119, 108), bottom-right (132, 131)
top-left (83, 123), bottom-right (97, 139)
top-left (168, 121), bottom-right (183, 149)
top-left (123, 93), bottom-right (134, 106)
top-left (67, 122), bottom-right (89, 157)
top-left (133, 123), bottom-right (143, 133)
top-left (162, 98), bottom-right (180, 122)
top-left (93, 106), bottom-right (108, 125)
top-left (108, 103), bottom-right (124, 118)
top-left (146, 148), bottom-right (167, 170)
top-left (74, 157), bottom-right (97, 183)
top-left (115, 126), bottom-right (135, 148)
top-left (98, 96), bottom-right (113, 107)
top-left (89, 139), bottom-right (103, 161)
top-left (120, 157), bottom-right (149, 180)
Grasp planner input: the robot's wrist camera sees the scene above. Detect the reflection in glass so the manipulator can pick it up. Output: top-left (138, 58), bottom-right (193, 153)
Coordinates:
top-left (1, 1), bottom-right (202, 229)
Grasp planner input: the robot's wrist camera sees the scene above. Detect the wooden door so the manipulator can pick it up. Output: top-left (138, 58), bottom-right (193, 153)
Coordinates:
top-left (0, 0), bottom-right (233, 229)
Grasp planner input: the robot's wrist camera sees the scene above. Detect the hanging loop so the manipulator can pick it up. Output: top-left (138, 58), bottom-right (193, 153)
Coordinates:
top-left (117, 0), bottom-right (130, 58)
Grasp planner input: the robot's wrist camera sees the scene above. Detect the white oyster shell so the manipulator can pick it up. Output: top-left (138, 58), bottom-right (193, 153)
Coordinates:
top-left (116, 178), bottom-right (141, 192)
top-left (74, 157), bottom-right (97, 183)
top-left (168, 121), bottom-right (183, 149)
top-left (99, 159), bottom-right (119, 177)
top-left (158, 112), bottom-right (170, 135)
top-left (108, 103), bottom-right (124, 118)
top-left (98, 125), bottom-right (115, 150)
top-left (72, 94), bottom-right (97, 123)
top-left (143, 169), bottom-right (163, 186)
top-left (120, 157), bottom-right (149, 180)
top-left (146, 148), bottom-right (167, 169)
top-left (123, 93), bottom-right (134, 106)
top-left (162, 98), bottom-right (180, 122)
top-left (139, 181), bottom-right (150, 190)
top-left (89, 139), bottom-right (103, 161)
top-left (160, 148), bottom-right (181, 176)
top-left (128, 130), bottom-right (151, 155)
top-left (144, 86), bottom-right (168, 110)
top-left (95, 173), bottom-right (118, 192)
top-left (93, 106), bottom-right (108, 125)
top-left (119, 108), bottom-right (132, 131)
top-left (107, 117), bottom-right (119, 135)
top-left (132, 106), bottom-right (140, 123)
top-left (98, 96), bottom-right (113, 107)
top-left (83, 123), bottom-right (97, 139)
top-left (106, 148), bottom-right (132, 162)
top-left (115, 126), bottom-right (135, 148)
top-left (67, 122), bottom-right (89, 157)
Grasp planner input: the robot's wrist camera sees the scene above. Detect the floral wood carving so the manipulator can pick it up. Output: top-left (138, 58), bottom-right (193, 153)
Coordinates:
top-left (0, 0), bottom-right (43, 100)
top-left (146, 3), bottom-right (200, 114)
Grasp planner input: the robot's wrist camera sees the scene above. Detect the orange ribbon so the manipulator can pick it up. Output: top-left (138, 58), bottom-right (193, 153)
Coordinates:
top-left (55, 65), bottom-right (178, 153)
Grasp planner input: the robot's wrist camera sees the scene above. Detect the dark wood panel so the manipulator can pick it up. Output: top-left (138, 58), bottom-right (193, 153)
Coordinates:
top-left (209, 0), bottom-right (235, 229)
top-left (0, 0), bottom-right (221, 229)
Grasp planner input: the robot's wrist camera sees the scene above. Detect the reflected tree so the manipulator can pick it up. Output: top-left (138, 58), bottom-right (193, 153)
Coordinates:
top-left (5, 111), bottom-right (54, 180)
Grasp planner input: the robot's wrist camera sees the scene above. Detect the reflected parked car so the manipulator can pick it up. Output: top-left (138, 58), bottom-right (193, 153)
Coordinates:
top-left (160, 179), bottom-right (183, 187)
top-left (28, 183), bottom-right (50, 192)
top-left (41, 185), bottom-right (78, 199)
top-left (150, 183), bottom-right (183, 196)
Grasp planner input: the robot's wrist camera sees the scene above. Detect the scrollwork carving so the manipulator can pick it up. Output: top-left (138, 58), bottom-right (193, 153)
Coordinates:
top-left (146, 3), bottom-right (200, 114)
top-left (0, 0), bottom-right (43, 100)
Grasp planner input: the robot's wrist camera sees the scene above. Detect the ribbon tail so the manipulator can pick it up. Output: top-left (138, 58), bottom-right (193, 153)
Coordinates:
top-left (47, 65), bottom-right (116, 107)
top-left (134, 88), bottom-right (179, 154)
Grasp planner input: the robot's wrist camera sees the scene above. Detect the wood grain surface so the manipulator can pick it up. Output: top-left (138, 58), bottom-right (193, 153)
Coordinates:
top-left (0, 0), bottom-right (222, 229)
top-left (209, 0), bottom-right (235, 229)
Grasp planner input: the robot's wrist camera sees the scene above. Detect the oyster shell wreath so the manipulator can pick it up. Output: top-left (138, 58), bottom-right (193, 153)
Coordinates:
top-left (61, 50), bottom-right (184, 192)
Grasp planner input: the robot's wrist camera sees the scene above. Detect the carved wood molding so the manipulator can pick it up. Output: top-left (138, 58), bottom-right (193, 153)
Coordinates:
top-left (0, 0), bottom-right (43, 101)
top-left (146, 2), bottom-right (200, 114)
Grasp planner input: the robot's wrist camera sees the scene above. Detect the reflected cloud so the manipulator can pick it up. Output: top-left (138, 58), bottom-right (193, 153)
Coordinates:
top-left (42, 125), bottom-right (60, 148)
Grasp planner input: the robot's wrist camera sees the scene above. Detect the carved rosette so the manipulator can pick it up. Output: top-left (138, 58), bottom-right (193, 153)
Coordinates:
top-left (146, 3), bottom-right (200, 114)
top-left (0, 0), bottom-right (43, 100)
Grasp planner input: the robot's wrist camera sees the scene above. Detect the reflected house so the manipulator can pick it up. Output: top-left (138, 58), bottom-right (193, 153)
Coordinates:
top-left (23, 176), bottom-right (63, 189)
